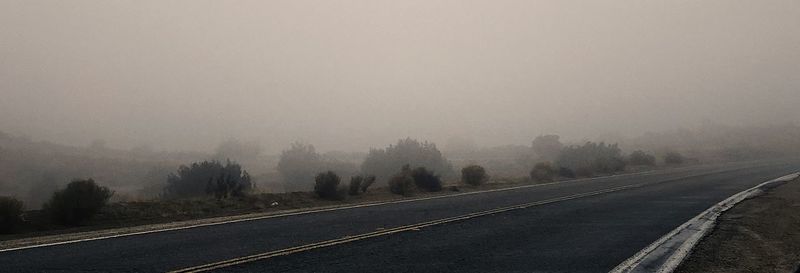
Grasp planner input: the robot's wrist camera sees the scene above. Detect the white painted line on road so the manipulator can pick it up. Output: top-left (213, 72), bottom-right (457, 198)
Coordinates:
top-left (169, 181), bottom-right (660, 273)
top-left (0, 170), bottom-right (657, 253)
top-left (609, 172), bottom-right (800, 273)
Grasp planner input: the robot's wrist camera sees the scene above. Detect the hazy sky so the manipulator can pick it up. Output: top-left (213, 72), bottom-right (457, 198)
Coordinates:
top-left (1, 1), bottom-right (798, 153)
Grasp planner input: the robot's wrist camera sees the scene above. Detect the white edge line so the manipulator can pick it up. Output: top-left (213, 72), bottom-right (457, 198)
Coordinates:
top-left (0, 170), bottom-right (657, 253)
top-left (609, 172), bottom-right (800, 273)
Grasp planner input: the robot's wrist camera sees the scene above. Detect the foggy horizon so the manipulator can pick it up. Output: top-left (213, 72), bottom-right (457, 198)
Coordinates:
top-left (2, 1), bottom-right (799, 153)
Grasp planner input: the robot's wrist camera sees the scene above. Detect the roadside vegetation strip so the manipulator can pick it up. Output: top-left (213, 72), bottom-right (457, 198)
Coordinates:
top-left (169, 182), bottom-right (658, 273)
top-left (0, 169), bottom-right (663, 253)
top-left (609, 172), bottom-right (800, 273)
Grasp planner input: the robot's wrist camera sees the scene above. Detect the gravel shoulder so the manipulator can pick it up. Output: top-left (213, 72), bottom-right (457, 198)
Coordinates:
top-left (675, 177), bottom-right (800, 273)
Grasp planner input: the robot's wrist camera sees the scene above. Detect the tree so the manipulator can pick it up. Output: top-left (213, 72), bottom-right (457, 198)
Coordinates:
top-left (0, 196), bottom-right (24, 233)
top-left (532, 135), bottom-right (564, 161)
top-left (277, 142), bottom-right (324, 191)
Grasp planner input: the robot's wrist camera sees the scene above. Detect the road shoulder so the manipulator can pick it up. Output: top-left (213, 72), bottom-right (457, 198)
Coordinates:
top-left (675, 176), bottom-right (800, 273)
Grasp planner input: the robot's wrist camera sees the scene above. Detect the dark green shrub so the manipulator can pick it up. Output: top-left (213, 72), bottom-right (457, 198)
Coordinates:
top-left (558, 167), bottom-right (576, 178)
top-left (556, 142), bottom-right (626, 175)
top-left (360, 175), bottom-right (376, 193)
top-left (628, 150), bottom-right (656, 166)
top-left (348, 176), bottom-right (363, 196)
top-left (361, 138), bottom-right (454, 182)
top-left (45, 179), bottom-right (113, 226)
top-left (0, 196), bottom-right (24, 234)
top-left (389, 165), bottom-right (415, 196)
top-left (461, 165), bottom-right (488, 186)
top-left (530, 162), bottom-right (556, 182)
top-left (664, 152), bottom-right (685, 165)
top-left (412, 167), bottom-right (442, 192)
top-left (314, 171), bottom-right (343, 200)
top-left (164, 160), bottom-right (253, 199)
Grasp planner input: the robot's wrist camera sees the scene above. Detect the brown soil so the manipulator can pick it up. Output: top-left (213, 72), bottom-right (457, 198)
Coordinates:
top-left (675, 179), bottom-right (800, 273)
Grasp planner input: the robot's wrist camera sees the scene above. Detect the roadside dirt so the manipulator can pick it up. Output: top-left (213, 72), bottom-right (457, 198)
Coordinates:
top-left (675, 178), bottom-right (800, 273)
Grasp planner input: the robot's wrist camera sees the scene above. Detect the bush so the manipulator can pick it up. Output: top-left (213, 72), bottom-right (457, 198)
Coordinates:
top-left (461, 165), bottom-right (488, 186)
top-left (361, 138), bottom-right (454, 182)
top-left (389, 165), bottom-right (416, 196)
top-left (164, 160), bottom-right (253, 199)
top-left (530, 162), bottom-right (556, 182)
top-left (348, 176), bottom-right (363, 196)
top-left (314, 171), bottom-right (343, 200)
top-left (628, 150), bottom-right (656, 166)
top-left (44, 179), bottom-right (113, 225)
top-left (558, 167), bottom-right (576, 178)
top-left (412, 167), bottom-right (442, 192)
top-left (665, 152), bottom-right (685, 165)
top-left (0, 196), bottom-right (24, 234)
top-left (556, 142), bottom-right (626, 175)
top-left (360, 175), bottom-right (376, 193)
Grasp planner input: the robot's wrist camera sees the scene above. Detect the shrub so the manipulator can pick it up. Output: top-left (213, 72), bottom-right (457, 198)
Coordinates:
top-left (575, 166), bottom-right (594, 177)
top-left (389, 165), bottom-right (415, 196)
top-left (664, 152), bottom-right (686, 165)
top-left (361, 138), bottom-right (454, 182)
top-left (360, 175), bottom-right (376, 193)
top-left (164, 160), bottom-right (253, 199)
top-left (556, 142), bottom-right (626, 175)
top-left (348, 176), bottom-right (363, 196)
top-left (461, 165), bottom-right (488, 186)
top-left (44, 179), bottom-right (113, 225)
top-left (628, 150), bottom-right (656, 166)
top-left (530, 162), bottom-right (556, 182)
top-left (0, 196), bottom-right (24, 234)
top-left (412, 167), bottom-right (442, 192)
top-left (558, 167), bottom-right (576, 178)
top-left (314, 171), bottom-right (342, 200)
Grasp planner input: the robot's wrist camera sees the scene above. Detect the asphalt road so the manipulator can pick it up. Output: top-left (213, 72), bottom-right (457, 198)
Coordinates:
top-left (1, 160), bottom-right (798, 273)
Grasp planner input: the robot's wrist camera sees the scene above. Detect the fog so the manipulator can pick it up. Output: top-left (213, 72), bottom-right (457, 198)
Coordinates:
top-left (1, 0), bottom-right (798, 154)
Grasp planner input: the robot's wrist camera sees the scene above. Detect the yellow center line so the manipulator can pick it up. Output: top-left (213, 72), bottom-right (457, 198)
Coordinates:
top-left (169, 182), bottom-right (650, 273)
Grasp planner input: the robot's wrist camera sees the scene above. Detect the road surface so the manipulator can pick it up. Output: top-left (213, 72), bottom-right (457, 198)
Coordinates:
top-left (1, 160), bottom-right (798, 272)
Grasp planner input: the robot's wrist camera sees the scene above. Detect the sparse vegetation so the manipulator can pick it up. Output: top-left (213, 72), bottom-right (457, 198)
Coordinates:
top-left (411, 167), bottom-right (443, 192)
top-left (530, 162), bottom-right (557, 182)
top-left (0, 196), bottom-right (24, 234)
top-left (628, 150), bottom-right (656, 166)
top-left (44, 179), bottom-right (113, 225)
top-left (389, 165), bottom-right (416, 196)
top-left (314, 171), bottom-right (343, 200)
top-left (360, 175), bottom-right (377, 193)
top-left (348, 176), bottom-right (363, 196)
top-left (665, 152), bottom-right (686, 165)
top-left (461, 165), bottom-right (488, 186)
top-left (164, 160), bottom-right (253, 199)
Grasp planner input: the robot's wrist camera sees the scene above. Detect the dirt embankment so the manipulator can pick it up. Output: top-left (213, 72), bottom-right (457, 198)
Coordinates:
top-left (676, 178), bottom-right (800, 273)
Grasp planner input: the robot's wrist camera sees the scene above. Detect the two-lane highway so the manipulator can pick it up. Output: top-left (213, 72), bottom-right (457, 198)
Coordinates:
top-left (1, 160), bottom-right (798, 272)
